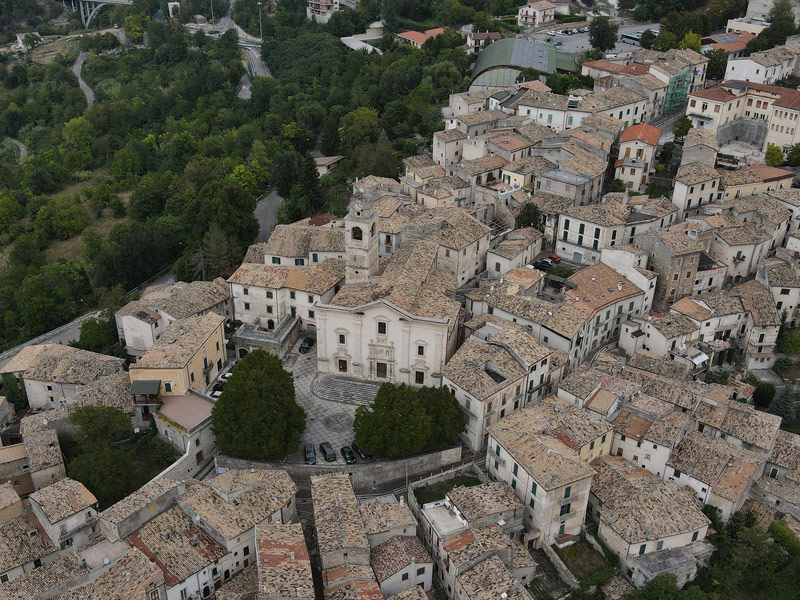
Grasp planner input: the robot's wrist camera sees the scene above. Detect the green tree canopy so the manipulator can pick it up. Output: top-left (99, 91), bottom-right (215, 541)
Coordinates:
top-left (354, 383), bottom-right (464, 458)
top-left (679, 31), bottom-right (702, 52)
top-left (768, 386), bottom-right (797, 422)
top-left (753, 381), bottom-right (776, 407)
top-left (517, 203), bottom-right (542, 229)
top-left (765, 144), bottom-right (785, 167)
top-left (70, 406), bottom-right (131, 446)
top-left (640, 29), bottom-right (656, 49)
top-left (211, 350), bottom-right (306, 458)
top-left (674, 116), bottom-right (694, 138)
top-left (704, 48), bottom-right (728, 80)
top-left (589, 17), bottom-right (619, 52)
top-left (787, 143), bottom-right (800, 166)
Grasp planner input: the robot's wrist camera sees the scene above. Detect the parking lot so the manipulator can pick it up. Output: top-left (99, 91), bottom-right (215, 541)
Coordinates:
top-left (527, 21), bottom-right (660, 56)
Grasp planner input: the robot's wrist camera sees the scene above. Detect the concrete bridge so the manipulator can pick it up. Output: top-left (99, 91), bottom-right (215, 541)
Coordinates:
top-left (66, 0), bottom-right (134, 29)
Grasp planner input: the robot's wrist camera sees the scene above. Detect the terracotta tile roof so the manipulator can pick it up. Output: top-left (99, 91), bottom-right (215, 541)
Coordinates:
top-left (215, 564), bottom-right (257, 600)
top-left (359, 500), bottom-right (416, 538)
top-left (30, 477), bottom-right (96, 523)
top-left (632, 312), bottom-right (698, 338)
top-left (256, 522), bottom-right (314, 599)
top-left (0, 344), bottom-right (124, 385)
top-left (137, 278), bottom-right (231, 319)
top-left (263, 225), bottom-right (345, 257)
top-left (654, 230), bottom-right (704, 255)
top-left (0, 554), bottom-right (86, 600)
top-left (227, 259), bottom-right (345, 294)
top-left (564, 200), bottom-right (629, 226)
top-left (52, 547), bottom-right (164, 600)
top-left (689, 87), bottom-right (735, 102)
top-left (732, 279), bottom-right (781, 326)
top-left (455, 554), bottom-right (528, 600)
top-left (566, 262), bottom-right (645, 317)
top-left (131, 313), bottom-right (223, 370)
top-left (312, 474), bottom-right (369, 555)
top-left (722, 163), bottom-right (794, 186)
top-left (127, 506), bottom-right (228, 587)
top-left (762, 258), bottom-right (800, 288)
top-left (442, 338), bottom-right (527, 400)
top-left (388, 586), bottom-right (428, 600)
top-left (619, 123), bottom-right (661, 146)
top-left (590, 456), bottom-right (709, 543)
top-left (99, 478), bottom-right (182, 526)
top-left (178, 470), bottom-right (297, 540)
top-left (457, 110), bottom-right (507, 127)
top-left (447, 481), bottom-right (521, 524)
top-left (0, 514), bottom-right (57, 574)
top-left (22, 425), bottom-right (63, 473)
top-left (769, 430), bottom-right (800, 472)
top-left (676, 163), bottom-right (721, 185)
top-left (768, 188), bottom-right (800, 207)
top-left (685, 128), bottom-right (719, 150)
top-left (370, 536), bottom-right (432, 582)
top-left (435, 129), bottom-right (468, 142)
top-left (488, 417), bottom-right (595, 490)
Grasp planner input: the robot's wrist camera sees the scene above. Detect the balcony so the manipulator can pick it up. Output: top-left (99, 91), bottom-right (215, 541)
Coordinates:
top-left (131, 380), bottom-right (161, 405)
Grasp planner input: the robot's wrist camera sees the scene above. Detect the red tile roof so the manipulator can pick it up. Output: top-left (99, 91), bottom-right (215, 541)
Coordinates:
top-left (689, 87), bottom-right (735, 102)
top-left (397, 28), bottom-right (444, 45)
top-left (619, 123), bottom-right (661, 146)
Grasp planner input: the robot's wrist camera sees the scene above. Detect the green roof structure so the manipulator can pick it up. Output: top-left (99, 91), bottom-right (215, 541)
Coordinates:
top-left (471, 38), bottom-right (578, 89)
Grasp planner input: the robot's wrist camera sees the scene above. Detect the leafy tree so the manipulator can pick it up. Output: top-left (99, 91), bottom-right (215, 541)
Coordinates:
top-left (516, 67), bottom-right (542, 83)
top-left (765, 144), bottom-right (785, 167)
top-left (191, 223), bottom-right (241, 280)
top-left (607, 179), bottom-right (627, 193)
top-left (747, 0), bottom-right (797, 52)
top-left (70, 406), bottom-right (131, 446)
top-left (549, 264), bottom-right (575, 279)
top-left (416, 386), bottom-right (465, 448)
top-left (660, 141), bottom-right (676, 164)
top-left (589, 17), bottom-right (619, 52)
top-left (653, 30), bottom-right (678, 51)
top-left (787, 143), bottom-right (800, 166)
top-left (768, 386), bottom-right (797, 422)
top-left (340, 107), bottom-right (381, 155)
top-left (674, 115), bottom-right (694, 138)
top-left (705, 49), bottom-right (728, 80)
top-left (640, 29), bottom-right (656, 49)
top-left (71, 315), bottom-right (123, 356)
top-left (679, 31), bottom-right (702, 52)
top-left (774, 356), bottom-right (794, 374)
top-left (1, 373), bottom-right (27, 411)
top-left (211, 350), bottom-right (306, 458)
top-left (68, 441), bottom-right (134, 509)
top-left (517, 203), bottom-right (542, 229)
top-left (753, 381), bottom-right (776, 407)
top-left (354, 383), bottom-right (433, 458)
top-left (546, 73), bottom-right (594, 95)
top-left (354, 142), bottom-right (401, 178)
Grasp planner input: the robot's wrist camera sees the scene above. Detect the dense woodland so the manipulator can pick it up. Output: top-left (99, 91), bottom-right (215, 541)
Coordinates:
top-left (0, 0), bottom-right (474, 351)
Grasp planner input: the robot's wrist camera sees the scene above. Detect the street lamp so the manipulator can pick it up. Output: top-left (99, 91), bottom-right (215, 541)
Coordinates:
top-left (257, 2), bottom-right (263, 41)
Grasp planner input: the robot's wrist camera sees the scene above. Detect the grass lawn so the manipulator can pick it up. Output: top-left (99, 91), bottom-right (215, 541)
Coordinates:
top-left (555, 539), bottom-right (609, 581)
top-left (31, 36), bottom-right (79, 64)
top-left (414, 474), bottom-right (480, 506)
top-left (646, 184), bottom-right (672, 198)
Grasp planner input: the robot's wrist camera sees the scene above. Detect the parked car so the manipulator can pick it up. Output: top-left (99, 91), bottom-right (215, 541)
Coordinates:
top-left (341, 446), bottom-right (356, 464)
top-left (545, 37), bottom-right (552, 42)
top-left (304, 443), bottom-right (316, 465)
top-left (545, 254), bottom-right (561, 263)
top-left (534, 259), bottom-right (554, 271)
top-left (554, 41), bottom-right (563, 46)
top-left (319, 442), bottom-right (336, 462)
top-left (605, 53), bottom-right (617, 59)
top-left (351, 441), bottom-right (371, 460)
top-left (299, 338), bottom-right (315, 354)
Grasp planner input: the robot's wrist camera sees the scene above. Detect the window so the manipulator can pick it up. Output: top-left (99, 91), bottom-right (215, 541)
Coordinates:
top-left (564, 486), bottom-right (571, 499)
top-left (673, 469), bottom-right (681, 478)
top-left (513, 463), bottom-right (518, 476)
top-left (511, 478), bottom-right (517, 489)
top-left (60, 538), bottom-right (73, 550)
top-left (657, 540), bottom-right (663, 551)
top-left (266, 291), bottom-right (273, 298)
top-left (529, 498), bottom-right (535, 508)
top-left (590, 441), bottom-right (595, 450)
top-left (190, 372), bottom-right (195, 383)
top-left (339, 334), bottom-right (346, 345)
top-left (312, 253), bottom-right (318, 262)
top-left (417, 345), bottom-right (425, 356)
top-left (243, 287), bottom-right (249, 295)
top-left (290, 307), bottom-right (296, 318)
top-left (164, 382), bottom-right (172, 393)
top-left (271, 257), bottom-right (281, 264)
top-left (290, 291), bottom-right (296, 300)
top-left (295, 258), bottom-right (304, 266)
top-left (149, 592), bottom-right (159, 600)
top-left (244, 302), bottom-right (250, 310)
top-left (601, 434), bottom-right (606, 443)
top-left (415, 371), bottom-right (425, 385)
top-left (378, 321), bottom-right (387, 335)
top-left (352, 227), bottom-right (363, 240)
top-left (496, 444), bottom-right (501, 456)
top-left (639, 544), bottom-right (646, 555)
top-left (560, 503), bottom-right (571, 516)
top-left (531, 481), bottom-right (537, 495)
top-left (308, 295), bottom-right (314, 303)
top-left (402, 573), bottom-right (409, 581)
top-left (267, 306), bottom-right (273, 314)
top-left (692, 531), bottom-right (698, 542)
top-left (417, 567), bottom-right (425, 576)
top-left (376, 362), bottom-right (388, 378)
top-left (308, 310), bottom-right (315, 319)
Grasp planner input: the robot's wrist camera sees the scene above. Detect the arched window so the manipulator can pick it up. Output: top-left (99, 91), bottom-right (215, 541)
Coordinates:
top-left (370, 222), bottom-right (376, 236)
top-left (352, 227), bottom-right (363, 241)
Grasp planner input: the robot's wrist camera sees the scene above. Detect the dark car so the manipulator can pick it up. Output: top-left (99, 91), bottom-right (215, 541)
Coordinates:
top-left (534, 259), bottom-right (554, 271)
top-left (299, 338), bottom-right (315, 354)
top-left (319, 442), bottom-right (336, 462)
top-left (351, 441), bottom-right (371, 460)
top-left (341, 446), bottom-right (356, 464)
top-left (304, 443), bottom-right (316, 465)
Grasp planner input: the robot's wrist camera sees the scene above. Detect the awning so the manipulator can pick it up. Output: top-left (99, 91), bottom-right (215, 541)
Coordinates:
top-left (131, 380), bottom-right (161, 395)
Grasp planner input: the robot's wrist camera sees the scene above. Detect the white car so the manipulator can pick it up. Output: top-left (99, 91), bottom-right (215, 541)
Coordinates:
top-left (547, 31), bottom-right (557, 35)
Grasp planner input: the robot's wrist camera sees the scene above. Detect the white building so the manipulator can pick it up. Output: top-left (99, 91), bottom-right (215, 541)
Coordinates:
top-left (29, 477), bottom-right (97, 552)
top-left (614, 123), bottom-right (662, 193)
top-left (517, 1), bottom-right (555, 27)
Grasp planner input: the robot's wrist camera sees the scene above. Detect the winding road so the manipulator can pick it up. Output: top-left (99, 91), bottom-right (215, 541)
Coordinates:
top-left (5, 137), bottom-right (27, 160)
top-left (72, 51), bottom-right (95, 108)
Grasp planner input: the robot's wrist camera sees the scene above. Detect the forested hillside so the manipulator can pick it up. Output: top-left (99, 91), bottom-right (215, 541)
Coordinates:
top-left (0, 0), bottom-right (472, 349)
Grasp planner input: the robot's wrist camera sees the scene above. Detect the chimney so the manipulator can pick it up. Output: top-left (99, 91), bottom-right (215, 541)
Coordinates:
top-left (161, 349), bottom-right (167, 358)
top-left (627, 464), bottom-right (632, 474)
top-left (618, 282), bottom-right (623, 291)
top-left (290, 551), bottom-right (295, 561)
top-left (400, 496), bottom-right (404, 506)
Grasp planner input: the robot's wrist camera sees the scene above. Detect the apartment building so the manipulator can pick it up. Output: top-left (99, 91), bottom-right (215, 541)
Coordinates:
top-left (310, 474), bottom-right (370, 570)
top-left (517, 1), bottom-right (555, 27)
top-left (611, 408), bottom-right (693, 479)
top-left (614, 123), bottom-right (661, 193)
top-left (721, 163), bottom-right (794, 200)
top-left (672, 163), bottom-right (722, 220)
top-left (637, 231), bottom-right (705, 311)
top-left (487, 228), bottom-right (543, 274)
top-left (756, 258), bottom-right (800, 325)
top-left (487, 417), bottom-right (595, 546)
top-left (129, 313), bottom-right (226, 397)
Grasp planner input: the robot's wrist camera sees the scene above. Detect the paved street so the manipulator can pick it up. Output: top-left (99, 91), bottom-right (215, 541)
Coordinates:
top-left (254, 190), bottom-right (282, 242)
top-left (283, 341), bottom-right (379, 465)
top-left (72, 51), bottom-right (94, 108)
top-left (526, 21), bottom-right (659, 56)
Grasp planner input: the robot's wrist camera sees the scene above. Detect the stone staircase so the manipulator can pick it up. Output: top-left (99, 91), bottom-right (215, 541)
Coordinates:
top-left (312, 374), bottom-right (381, 406)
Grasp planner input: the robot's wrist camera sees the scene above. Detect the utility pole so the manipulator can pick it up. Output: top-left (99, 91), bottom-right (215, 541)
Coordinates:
top-left (210, 0), bottom-right (214, 26)
top-left (257, 1), bottom-right (263, 40)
